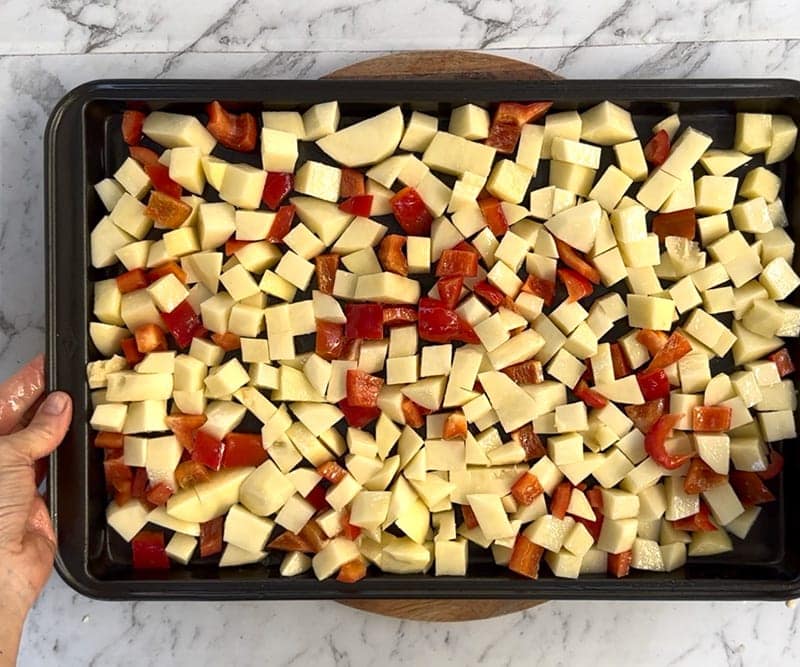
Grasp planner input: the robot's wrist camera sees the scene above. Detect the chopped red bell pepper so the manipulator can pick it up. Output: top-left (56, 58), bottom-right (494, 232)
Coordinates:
top-left (304, 483), bottom-right (329, 512)
top-left (205, 100), bottom-right (257, 151)
top-left (337, 398), bottom-right (380, 428)
top-left (511, 424), bottom-right (546, 460)
top-left (341, 511), bottom-right (362, 542)
top-left (478, 197), bottom-right (508, 236)
top-left (486, 101), bottom-right (552, 153)
top-left (262, 172), bottom-right (294, 210)
top-left (145, 482), bottom-right (174, 506)
top-left (122, 110), bottom-right (145, 145)
top-left (607, 550), bottom-right (633, 578)
top-left (610, 342), bottom-right (632, 378)
top-left (222, 432), bottom-right (268, 468)
top-left (94, 431), bottom-right (124, 449)
top-left (442, 412), bottom-right (467, 439)
top-left (624, 398), bottom-right (667, 435)
top-left (502, 359), bottom-right (544, 385)
top-left (144, 162), bottom-right (182, 199)
top-left (134, 323), bottom-right (167, 354)
top-left (116, 268), bottom-right (149, 294)
top-left (645, 413), bottom-right (691, 470)
top-left (346, 369), bottom-right (383, 408)
top-left (131, 467), bottom-right (148, 500)
top-left (521, 275), bottom-right (556, 307)
top-left (337, 558), bottom-right (367, 583)
top-left (730, 471), bottom-right (776, 505)
top-left (391, 187), bottom-right (433, 235)
top-left (508, 534), bottom-right (545, 579)
top-left (636, 329), bottom-right (669, 356)
top-left (147, 260), bottom-right (187, 285)
top-left (453, 240), bottom-right (480, 256)
top-left (191, 430), bottom-right (225, 471)
top-left (574, 513), bottom-right (604, 542)
top-left (653, 209), bottom-right (696, 241)
top-left (692, 405), bottom-right (732, 432)
top-left (461, 505), bottom-right (479, 529)
top-left (131, 530), bottom-right (170, 570)
top-left (161, 300), bottom-right (203, 348)
top-left (574, 380), bottom-right (608, 408)
top-left (165, 413), bottom-right (207, 451)
top-left (758, 449), bottom-right (784, 481)
top-left (266, 204), bottom-right (296, 242)
top-left (418, 297), bottom-right (478, 344)
top-left (473, 280), bottom-right (506, 307)
top-left (120, 337), bottom-right (143, 365)
top-left (558, 267), bottom-right (593, 302)
top-left (683, 458), bottom-right (727, 495)
top-left (339, 167), bottom-right (366, 198)
top-left (768, 348), bottom-right (795, 377)
top-left (646, 330), bottom-right (692, 371)
top-left (401, 397), bottom-right (426, 429)
top-left (341, 338), bottom-right (362, 361)
top-left (174, 460), bottom-right (210, 489)
top-left (383, 306), bottom-right (417, 326)
top-left (436, 249), bottom-right (479, 277)
top-left (511, 472), bottom-right (544, 506)
top-left (210, 331), bottom-right (241, 351)
top-left (436, 276), bottom-right (463, 309)
top-left (317, 461), bottom-right (348, 483)
top-left (268, 530), bottom-right (314, 553)
top-left (314, 253), bottom-right (340, 294)
top-left (199, 517), bottom-right (224, 558)
top-left (129, 145), bottom-right (160, 167)
top-left (378, 234), bottom-right (408, 276)
top-left (644, 129), bottom-right (670, 166)
top-left (224, 239), bottom-right (251, 256)
top-left (345, 303), bottom-right (384, 340)
top-left (315, 320), bottom-right (346, 360)
top-left (673, 503), bottom-right (717, 532)
top-left (339, 194), bottom-right (373, 216)
top-left (636, 368), bottom-right (670, 401)
top-left (551, 482), bottom-right (572, 519)
top-left (586, 487), bottom-right (604, 510)
top-left (144, 190), bottom-right (192, 229)
top-left (555, 238), bottom-right (601, 284)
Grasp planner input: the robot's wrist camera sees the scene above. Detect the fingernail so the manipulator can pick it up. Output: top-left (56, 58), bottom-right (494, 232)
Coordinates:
top-left (42, 392), bottom-right (68, 415)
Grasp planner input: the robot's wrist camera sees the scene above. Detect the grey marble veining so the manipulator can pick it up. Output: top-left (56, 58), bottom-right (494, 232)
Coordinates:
top-left (1, 3), bottom-right (800, 664)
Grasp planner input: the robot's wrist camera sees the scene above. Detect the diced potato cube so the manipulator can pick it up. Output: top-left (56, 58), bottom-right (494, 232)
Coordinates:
top-left (636, 169), bottom-right (681, 211)
top-left (694, 175), bottom-right (737, 215)
top-left (614, 139), bottom-right (648, 182)
top-left (760, 257), bottom-right (800, 300)
top-left (734, 112), bottom-right (772, 154)
top-left (764, 114), bottom-right (798, 164)
top-left (449, 104), bottom-right (490, 140)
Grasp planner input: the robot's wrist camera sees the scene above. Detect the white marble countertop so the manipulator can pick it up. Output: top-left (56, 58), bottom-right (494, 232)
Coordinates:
top-left (1, 1), bottom-right (799, 665)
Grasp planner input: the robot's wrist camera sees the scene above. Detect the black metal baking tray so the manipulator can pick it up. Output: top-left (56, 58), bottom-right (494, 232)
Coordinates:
top-left (45, 78), bottom-right (800, 600)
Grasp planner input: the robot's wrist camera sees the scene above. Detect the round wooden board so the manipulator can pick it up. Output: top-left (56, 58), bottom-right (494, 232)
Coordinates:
top-left (324, 50), bottom-right (555, 622)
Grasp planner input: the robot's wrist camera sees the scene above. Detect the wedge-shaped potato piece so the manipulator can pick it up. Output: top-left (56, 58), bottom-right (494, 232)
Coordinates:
top-left (544, 200), bottom-right (601, 253)
top-left (478, 371), bottom-right (538, 433)
top-left (317, 106), bottom-right (403, 167)
top-left (166, 467), bottom-right (255, 523)
top-left (142, 111), bottom-right (217, 154)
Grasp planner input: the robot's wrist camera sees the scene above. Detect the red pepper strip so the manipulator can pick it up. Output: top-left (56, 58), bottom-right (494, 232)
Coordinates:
top-left (503, 359), bottom-right (544, 385)
top-left (317, 461), bottom-right (348, 483)
top-left (391, 187), bottom-right (432, 235)
top-left (200, 517), bottom-right (224, 557)
top-left (436, 249), bottom-right (479, 277)
top-left (191, 430), bottom-right (225, 471)
top-left (645, 413), bottom-right (691, 470)
top-left (683, 458), bottom-right (727, 495)
top-left (607, 550), bottom-right (632, 578)
top-left (338, 398), bottom-right (380, 428)
top-left (768, 348), bottom-right (795, 377)
top-left (160, 300), bottom-right (204, 349)
top-left (165, 413), bottom-right (207, 451)
top-left (346, 369), bottom-right (383, 408)
top-left (610, 343), bottom-right (631, 378)
top-left (210, 332), bottom-right (241, 351)
top-left (418, 297), bottom-right (477, 344)
top-left (339, 195), bottom-right (373, 217)
top-left (442, 413), bottom-right (467, 439)
top-left (550, 482), bottom-right (572, 520)
top-left (478, 197), bottom-right (508, 236)
top-left (644, 129), bottom-right (670, 166)
top-left (131, 530), bottom-right (170, 569)
top-left (129, 145), bottom-right (160, 167)
top-left (224, 239), bottom-right (250, 256)
top-left (145, 190), bottom-right (192, 229)
top-left (144, 163), bottom-right (182, 199)
top-left (345, 303), bottom-right (384, 340)
top-left (574, 380), bottom-right (608, 408)
top-left (436, 276), bottom-right (463, 309)
top-left (508, 535), bottom-right (545, 579)
top-left (473, 280), bottom-right (505, 307)
top-left (636, 368), bottom-right (670, 401)
top-left (222, 433), bottom-right (268, 468)
top-left (314, 254), bottom-right (340, 295)
top-left (758, 450), bottom-right (784, 481)
top-left (175, 461), bottom-right (210, 489)
top-left (653, 209), bottom-right (696, 241)
top-left (339, 167), bottom-right (366, 198)
top-left (116, 269), bottom-right (149, 294)
top-left (730, 471), bottom-right (776, 505)
top-left (636, 329), bottom-right (669, 356)
top-left (486, 101), bottom-right (552, 153)
top-left (267, 204), bottom-right (295, 242)
top-left (205, 100), bottom-right (257, 151)
top-left (558, 267), bottom-right (593, 303)
top-left (378, 234), bottom-right (408, 276)
top-left (461, 505), bottom-right (479, 529)
top-left (122, 110), bottom-right (145, 145)
top-left (315, 320), bottom-right (346, 360)
top-left (134, 323), bottom-right (167, 354)
top-left (511, 424), bottom-right (546, 461)
top-left (145, 482), bottom-right (174, 506)
top-left (673, 503), bottom-right (717, 532)
top-left (146, 260), bottom-right (187, 284)
top-left (646, 331), bottom-right (692, 371)
top-left (95, 431), bottom-right (124, 449)
top-left (555, 238), bottom-right (600, 284)
top-left (691, 405), bottom-right (732, 433)
top-left (521, 275), bottom-right (556, 307)
top-left (383, 306), bottom-right (417, 326)
top-left (262, 172), bottom-right (294, 210)
top-left (510, 472), bottom-right (543, 506)
top-left (624, 398), bottom-right (667, 435)
top-left (401, 398), bottom-right (426, 429)
top-left (337, 558), bottom-right (367, 584)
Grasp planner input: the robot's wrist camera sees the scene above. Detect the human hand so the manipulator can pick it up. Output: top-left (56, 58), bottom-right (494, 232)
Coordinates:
top-left (0, 355), bottom-right (72, 623)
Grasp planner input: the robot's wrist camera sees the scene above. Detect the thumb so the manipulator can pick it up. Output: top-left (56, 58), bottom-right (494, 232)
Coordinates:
top-left (3, 391), bottom-right (72, 461)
